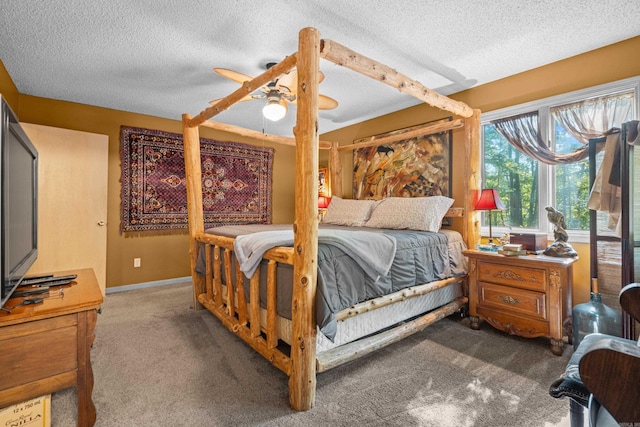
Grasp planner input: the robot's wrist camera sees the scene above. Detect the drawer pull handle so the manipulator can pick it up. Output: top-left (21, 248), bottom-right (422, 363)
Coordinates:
top-left (499, 295), bottom-right (520, 304)
top-left (494, 270), bottom-right (526, 282)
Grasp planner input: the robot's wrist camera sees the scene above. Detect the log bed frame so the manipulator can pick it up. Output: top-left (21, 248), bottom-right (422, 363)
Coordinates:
top-left (182, 27), bottom-right (482, 411)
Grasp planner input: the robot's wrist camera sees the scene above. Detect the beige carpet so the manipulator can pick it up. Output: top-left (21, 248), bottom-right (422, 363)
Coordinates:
top-left (51, 282), bottom-right (575, 426)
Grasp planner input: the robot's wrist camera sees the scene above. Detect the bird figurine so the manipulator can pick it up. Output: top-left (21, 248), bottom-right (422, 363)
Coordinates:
top-left (543, 206), bottom-right (577, 257)
top-left (545, 206), bottom-right (568, 242)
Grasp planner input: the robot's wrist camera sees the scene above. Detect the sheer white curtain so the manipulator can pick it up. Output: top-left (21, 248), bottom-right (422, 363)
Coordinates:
top-left (551, 92), bottom-right (634, 144)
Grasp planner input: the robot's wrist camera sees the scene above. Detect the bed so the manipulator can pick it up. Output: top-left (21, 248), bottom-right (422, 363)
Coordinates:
top-left (182, 27), bottom-right (482, 410)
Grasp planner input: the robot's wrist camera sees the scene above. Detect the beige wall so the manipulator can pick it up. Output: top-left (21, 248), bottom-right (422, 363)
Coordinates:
top-left (2, 35), bottom-right (639, 296)
top-left (0, 61), bottom-right (19, 110)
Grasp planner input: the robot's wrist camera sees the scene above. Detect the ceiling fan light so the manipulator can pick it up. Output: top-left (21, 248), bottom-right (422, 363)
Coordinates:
top-left (263, 98), bottom-right (286, 121)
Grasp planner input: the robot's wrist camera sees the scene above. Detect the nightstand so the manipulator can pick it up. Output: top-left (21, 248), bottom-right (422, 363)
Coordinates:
top-left (463, 249), bottom-right (577, 355)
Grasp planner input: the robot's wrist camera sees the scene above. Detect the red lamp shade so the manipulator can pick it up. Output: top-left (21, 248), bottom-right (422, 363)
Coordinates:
top-left (475, 188), bottom-right (505, 244)
top-left (318, 196), bottom-right (331, 209)
top-left (475, 189), bottom-right (505, 211)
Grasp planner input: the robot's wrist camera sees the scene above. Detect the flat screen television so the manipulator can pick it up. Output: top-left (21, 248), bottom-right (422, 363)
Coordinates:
top-left (1, 96), bottom-right (38, 309)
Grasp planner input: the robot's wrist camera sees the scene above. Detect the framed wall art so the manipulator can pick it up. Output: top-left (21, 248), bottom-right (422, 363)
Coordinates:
top-left (352, 118), bottom-right (452, 201)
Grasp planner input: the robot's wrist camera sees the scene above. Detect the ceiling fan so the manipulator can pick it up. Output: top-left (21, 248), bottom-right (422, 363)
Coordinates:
top-left (212, 62), bottom-right (338, 121)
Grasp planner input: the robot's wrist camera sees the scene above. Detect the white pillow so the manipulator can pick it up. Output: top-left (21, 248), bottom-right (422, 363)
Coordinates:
top-left (364, 196), bottom-right (454, 232)
top-left (322, 197), bottom-right (378, 227)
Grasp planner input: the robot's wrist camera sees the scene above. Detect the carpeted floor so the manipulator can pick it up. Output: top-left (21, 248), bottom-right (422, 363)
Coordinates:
top-left (51, 282), bottom-right (576, 426)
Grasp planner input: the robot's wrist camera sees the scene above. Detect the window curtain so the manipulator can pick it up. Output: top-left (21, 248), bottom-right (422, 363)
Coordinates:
top-left (552, 93), bottom-right (633, 236)
top-left (491, 111), bottom-right (584, 165)
top-left (490, 92), bottom-right (633, 166)
top-left (550, 92), bottom-right (633, 144)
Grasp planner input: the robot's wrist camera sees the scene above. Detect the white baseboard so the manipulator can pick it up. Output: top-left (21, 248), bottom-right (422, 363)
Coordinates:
top-left (106, 276), bottom-right (192, 294)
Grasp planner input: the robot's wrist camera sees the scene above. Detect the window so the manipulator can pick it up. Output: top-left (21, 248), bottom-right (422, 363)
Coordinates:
top-left (553, 123), bottom-right (590, 230)
top-left (481, 77), bottom-right (639, 243)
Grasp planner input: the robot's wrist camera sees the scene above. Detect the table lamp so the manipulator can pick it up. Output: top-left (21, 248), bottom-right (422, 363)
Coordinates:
top-left (318, 195), bottom-right (331, 221)
top-left (475, 188), bottom-right (505, 244)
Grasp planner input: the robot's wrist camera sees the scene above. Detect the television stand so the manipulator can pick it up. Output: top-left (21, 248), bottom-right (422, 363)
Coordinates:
top-left (0, 268), bottom-right (103, 426)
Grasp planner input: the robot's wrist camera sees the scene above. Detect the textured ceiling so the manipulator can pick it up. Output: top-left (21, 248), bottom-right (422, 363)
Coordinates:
top-left (1, 1), bottom-right (639, 137)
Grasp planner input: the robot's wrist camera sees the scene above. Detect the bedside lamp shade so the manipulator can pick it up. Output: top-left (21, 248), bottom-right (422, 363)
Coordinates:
top-left (318, 195), bottom-right (331, 221)
top-left (318, 196), bottom-right (331, 210)
top-left (475, 188), bottom-right (505, 244)
top-left (475, 188), bottom-right (505, 211)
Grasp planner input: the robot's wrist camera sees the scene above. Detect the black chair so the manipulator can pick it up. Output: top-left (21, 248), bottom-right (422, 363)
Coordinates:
top-left (549, 283), bottom-right (640, 426)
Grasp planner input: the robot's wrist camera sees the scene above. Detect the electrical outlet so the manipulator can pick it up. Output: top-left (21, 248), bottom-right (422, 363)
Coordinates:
top-left (133, 258), bottom-right (141, 268)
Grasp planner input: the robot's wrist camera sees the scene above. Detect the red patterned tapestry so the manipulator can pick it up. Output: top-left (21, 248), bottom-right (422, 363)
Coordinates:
top-left (120, 126), bottom-right (273, 233)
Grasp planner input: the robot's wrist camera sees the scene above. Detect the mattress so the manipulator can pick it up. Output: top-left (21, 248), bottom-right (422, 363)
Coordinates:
top-left (274, 279), bottom-right (463, 353)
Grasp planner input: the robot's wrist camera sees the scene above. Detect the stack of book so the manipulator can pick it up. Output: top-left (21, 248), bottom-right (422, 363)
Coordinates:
top-left (498, 243), bottom-right (527, 256)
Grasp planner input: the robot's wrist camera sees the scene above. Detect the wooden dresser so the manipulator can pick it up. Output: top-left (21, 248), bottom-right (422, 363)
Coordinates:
top-left (464, 250), bottom-right (578, 355)
top-left (0, 268), bottom-right (103, 426)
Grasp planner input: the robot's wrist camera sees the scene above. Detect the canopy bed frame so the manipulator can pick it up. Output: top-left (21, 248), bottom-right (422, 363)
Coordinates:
top-left (182, 27), bottom-right (481, 411)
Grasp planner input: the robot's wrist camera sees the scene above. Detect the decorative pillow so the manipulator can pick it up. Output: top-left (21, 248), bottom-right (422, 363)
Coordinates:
top-left (364, 196), bottom-right (454, 232)
top-left (322, 197), bottom-right (378, 227)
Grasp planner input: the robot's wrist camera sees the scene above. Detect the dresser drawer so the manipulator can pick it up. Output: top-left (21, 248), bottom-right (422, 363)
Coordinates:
top-left (477, 281), bottom-right (547, 320)
top-left (0, 321), bottom-right (78, 389)
top-left (477, 261), bottom-right (546, 292)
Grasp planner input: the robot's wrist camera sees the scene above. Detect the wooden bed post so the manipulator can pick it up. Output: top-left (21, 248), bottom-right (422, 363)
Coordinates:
top-left (329, 142), bottom-right (342, 198)
top-left (289, 26), bottom-right (320, 411)
top-left (464, 109), bottom-right (482, 248)
top-left (182, 114), bottom-right (206, 309)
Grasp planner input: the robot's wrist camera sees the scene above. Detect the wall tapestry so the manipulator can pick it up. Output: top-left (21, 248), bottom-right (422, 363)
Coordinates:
top-left (352, 119), bottom-right (452, 200)
top-left (120, 126), bottom-right (273, 233)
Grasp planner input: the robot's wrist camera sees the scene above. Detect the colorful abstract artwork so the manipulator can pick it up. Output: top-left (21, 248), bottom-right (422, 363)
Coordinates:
top-left (352, 120), bottom-right (452, 200)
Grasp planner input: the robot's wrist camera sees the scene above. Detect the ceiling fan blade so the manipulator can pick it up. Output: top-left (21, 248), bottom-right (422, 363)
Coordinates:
top-left (276, 70), bottom-right (325, 94)
top-left (286, 92), bottom-right (338, 110)
top-left (319, 94), bottom-right (338, 110)
top-left (276, 70), bottom-right (297, 93)
top-left (214, 68), bottom-right (254, 84)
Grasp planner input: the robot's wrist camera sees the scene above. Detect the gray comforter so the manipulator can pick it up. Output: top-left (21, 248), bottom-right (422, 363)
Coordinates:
top-left (195, 224), bottom-right (467, 341)
top-left (234, 228), bottom-right (396, 280)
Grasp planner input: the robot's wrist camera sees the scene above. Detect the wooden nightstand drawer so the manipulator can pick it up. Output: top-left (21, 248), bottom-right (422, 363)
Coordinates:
top-left (478, 281), bottom-right (547, 320)
top-left (477, 261), bottom-right (546, 292)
